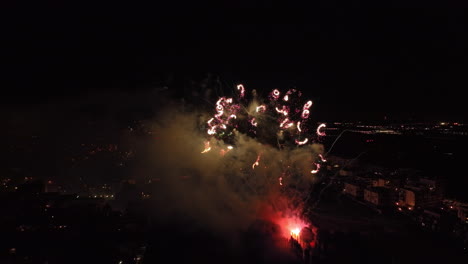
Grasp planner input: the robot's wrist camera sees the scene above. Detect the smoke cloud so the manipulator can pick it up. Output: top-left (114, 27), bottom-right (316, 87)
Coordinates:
top-left (133, 99), bottom-right (323, 241)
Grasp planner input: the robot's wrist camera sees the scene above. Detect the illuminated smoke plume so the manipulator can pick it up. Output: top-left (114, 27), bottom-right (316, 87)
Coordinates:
top-left (140, 84), bottom-right (326, 245)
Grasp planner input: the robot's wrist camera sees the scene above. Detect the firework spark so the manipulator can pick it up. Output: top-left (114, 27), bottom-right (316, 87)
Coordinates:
top-left (252, 154), bottom-right (261, 169)
top-left (250, 117), bottom-right (257, 127)
top-left (311, 163), bottom-right (321, 174)
top-left (272, 89), bottom-right (280, 100)
top-left (279, 118), bottom-right (290, 128)
top-left (256, 105), bottom-right (266, 113)
top-left (303, 100), bottom-right (313, 110)
top-left (317, 123), bottom-right (326, 136)
top-left (201, 141), bottom-right (211, 153)
top-left (220, 145), bottom-right (234, 156)
top-left (275, 106), bottom-right (289, 116)
top-left (297, 121), bottom-right (302, 132)
top-left (237, 84), bottom-right (245, 98)
top-left (319, 154), bottom-right (327, 162)
top-left (295, 138), bottom-right (308, 145)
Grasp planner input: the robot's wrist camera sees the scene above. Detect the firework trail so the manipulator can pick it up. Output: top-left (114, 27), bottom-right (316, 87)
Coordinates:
top-left (305, 151), bottom-right (367, 212)
top-left (325, 129), bottom-right (350, 156)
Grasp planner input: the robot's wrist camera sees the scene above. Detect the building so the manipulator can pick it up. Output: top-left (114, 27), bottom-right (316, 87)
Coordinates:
top-left (363, 187), bottom-right (397, 207)
top-left (399, 186), bottom-right (442, 208)
top-left (420, 178), bottom-right (436, 188)
top-left (343, 182), bottom-right (364, 199)
top-left (371, 177), bottom-right (402, 188)
top-left (418, 207), bottom-right (458, 233)
top-left (339, 169), bottom-right (354, 177)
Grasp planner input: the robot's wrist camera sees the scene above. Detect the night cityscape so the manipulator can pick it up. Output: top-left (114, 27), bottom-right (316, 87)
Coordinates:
top-left (2, 2), bottom-right (468, 264)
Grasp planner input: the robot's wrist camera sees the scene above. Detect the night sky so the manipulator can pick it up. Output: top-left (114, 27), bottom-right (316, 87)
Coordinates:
top-left (3, 2), bottom-right (467, 121)
top-left (2, 4), bottom-right (468, 263)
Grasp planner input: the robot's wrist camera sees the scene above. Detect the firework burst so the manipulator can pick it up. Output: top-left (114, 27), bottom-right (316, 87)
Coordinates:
top-left (203, 84), bottom-right (327, 177)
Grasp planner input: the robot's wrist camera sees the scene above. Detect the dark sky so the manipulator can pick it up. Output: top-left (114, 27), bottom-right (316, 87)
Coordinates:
top-left (2, 2), bottom-right (467, 121)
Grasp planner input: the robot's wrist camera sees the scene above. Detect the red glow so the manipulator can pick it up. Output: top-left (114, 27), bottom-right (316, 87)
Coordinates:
top-left (256, 197), bottom-right (309, 239)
